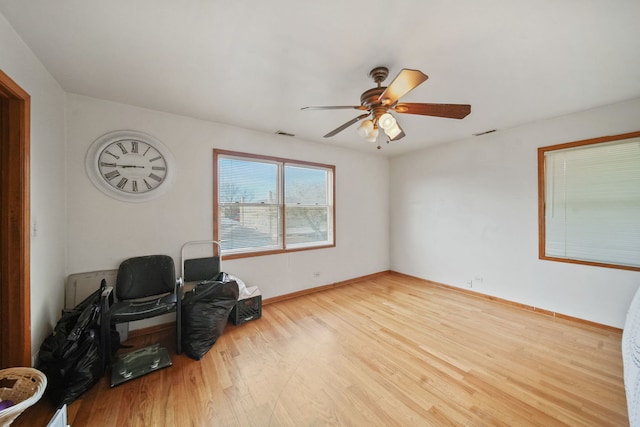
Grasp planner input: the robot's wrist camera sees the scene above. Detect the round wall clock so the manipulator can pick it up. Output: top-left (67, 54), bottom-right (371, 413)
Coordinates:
top-left (85, 130), bottom-right (176, 202)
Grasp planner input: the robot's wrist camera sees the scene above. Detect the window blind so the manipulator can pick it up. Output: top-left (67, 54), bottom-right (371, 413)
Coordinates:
top-left (215, 150), bottom-right (335, 257)
top-left (544, 138), bottom-right (640, 268)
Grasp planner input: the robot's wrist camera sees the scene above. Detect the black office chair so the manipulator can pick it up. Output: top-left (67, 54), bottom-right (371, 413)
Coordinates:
top-left (104, 254), bottom-right (181, 387)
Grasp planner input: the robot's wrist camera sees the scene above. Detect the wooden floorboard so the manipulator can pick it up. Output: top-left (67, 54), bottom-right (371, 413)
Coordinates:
top-left (14, 273), bottom-right (628, 426)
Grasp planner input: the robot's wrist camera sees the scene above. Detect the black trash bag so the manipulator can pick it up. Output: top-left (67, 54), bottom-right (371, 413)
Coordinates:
top-left (37, 281), bottom-right (118, 406)
top-left (182, 274), bottom-right (239, 360)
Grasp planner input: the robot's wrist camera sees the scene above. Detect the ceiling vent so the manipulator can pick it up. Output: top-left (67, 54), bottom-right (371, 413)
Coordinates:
top-left (473, 129), bottom-right (497, 136)
top-left (275, 130), bottom-right (295, 137)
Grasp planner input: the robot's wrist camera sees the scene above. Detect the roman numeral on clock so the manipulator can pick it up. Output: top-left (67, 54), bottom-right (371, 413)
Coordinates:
top-left (104, 150), bottom-right (119, 160)
top-left (116, 142), bottom-right (128, 154)
top-left (116, 177), bottom-right (128, 189)
top-left (104, 170), bottom-right (121, 180)
top-left (132, 180), bottom-right (138, 192)
top-left (131, 140), bottom-right (139, 154)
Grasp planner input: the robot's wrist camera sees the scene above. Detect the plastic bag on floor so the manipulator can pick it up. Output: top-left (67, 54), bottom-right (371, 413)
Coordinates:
top-left (181, 275), bottom-right (239, 360)
top-left (217, 272), bottom-right (252, 299)
top-left (37, 281), bottom-right (118, 405)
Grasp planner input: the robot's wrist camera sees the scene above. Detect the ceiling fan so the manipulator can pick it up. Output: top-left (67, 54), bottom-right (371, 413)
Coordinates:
top-left (301, 66), bottom-right (471, 148)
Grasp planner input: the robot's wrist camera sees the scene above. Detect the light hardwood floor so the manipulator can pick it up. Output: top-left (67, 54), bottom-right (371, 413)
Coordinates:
top-left (15, 273), bottom-right (628, 426)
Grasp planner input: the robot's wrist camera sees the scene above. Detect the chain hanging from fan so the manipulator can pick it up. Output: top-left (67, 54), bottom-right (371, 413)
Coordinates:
top-left (301, 66), bottom-right (471, 149)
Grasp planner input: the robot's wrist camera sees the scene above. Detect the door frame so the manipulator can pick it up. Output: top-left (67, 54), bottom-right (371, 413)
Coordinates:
top-left (0, 69), bottom-right (31, 368)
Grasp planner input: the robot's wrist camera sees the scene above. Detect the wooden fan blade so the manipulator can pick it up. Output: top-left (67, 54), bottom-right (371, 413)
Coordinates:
top-left (324, 113), bottom-right (370, 138)
top-left (379, 69), bottom-right (428, 105)
top-left (394, 103), bottom-right (471, 119)
top-left (301, 106), bottom-right (368, 111)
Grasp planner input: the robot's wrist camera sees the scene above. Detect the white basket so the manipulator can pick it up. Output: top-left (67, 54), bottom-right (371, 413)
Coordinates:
top-left (0, 368), bottom-right (47, 426)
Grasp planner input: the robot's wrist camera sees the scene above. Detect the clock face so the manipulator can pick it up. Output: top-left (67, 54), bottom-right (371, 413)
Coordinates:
top-left (86, 130), bottom-right (175, 202)
top-left (98, 138), bottom-right (167, 194)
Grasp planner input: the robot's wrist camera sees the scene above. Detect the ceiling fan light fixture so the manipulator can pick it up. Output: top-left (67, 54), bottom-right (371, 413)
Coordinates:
top-left (378, 112), bottom-right (402, 139)
top-left (357, 119), bottom-right (374, 137)
top-left (378, 112), bottom-right (396, 130)
top-left (383, 122), bottom-right (402, 139)
top-left (366, 127), bottom-right (379, 142)
top-left (390, 127), bottom-right (406, 141)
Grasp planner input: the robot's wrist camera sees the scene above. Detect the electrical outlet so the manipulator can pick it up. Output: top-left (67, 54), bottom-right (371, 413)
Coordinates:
top-left (466, 280), bottom-right (473, 288)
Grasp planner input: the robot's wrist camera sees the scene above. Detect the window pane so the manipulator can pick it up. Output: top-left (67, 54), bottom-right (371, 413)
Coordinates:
top-left (219, 205), bottom-right (281, 252)
top-left (219, 157), bottom-right (278, 203)
top-left (542, 136), bottom-right (640, 269)
top-left (286, 206), bottom-right (330, 246)
top-left (215, 150), bottom-right (335, 257)
top-left (285, 165), bottom-right (328, 205)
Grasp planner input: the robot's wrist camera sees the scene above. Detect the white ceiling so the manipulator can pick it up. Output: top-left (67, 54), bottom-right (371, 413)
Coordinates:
top-left (2, 0), bottom-right (640, 156)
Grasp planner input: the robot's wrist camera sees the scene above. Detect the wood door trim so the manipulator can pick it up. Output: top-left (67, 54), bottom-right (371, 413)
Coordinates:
top-left (0, 69), bottom-right (31, 368)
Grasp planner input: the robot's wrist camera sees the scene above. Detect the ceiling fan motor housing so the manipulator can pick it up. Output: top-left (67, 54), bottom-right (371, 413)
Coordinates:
top-left (362, 67), bottom-right (394, 124)
top-left (360, 87), bottom-right (385, 106)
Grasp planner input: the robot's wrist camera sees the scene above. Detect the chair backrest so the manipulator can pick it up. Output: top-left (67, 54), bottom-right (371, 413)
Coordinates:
top-left (183, 257), bottom-right (220, 283)
top-left (116, 255), bottom-right (176, 300)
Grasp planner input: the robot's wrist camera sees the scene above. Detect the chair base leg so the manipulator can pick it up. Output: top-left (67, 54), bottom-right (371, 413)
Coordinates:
top-left (110, 344), bottom-right (172, 387)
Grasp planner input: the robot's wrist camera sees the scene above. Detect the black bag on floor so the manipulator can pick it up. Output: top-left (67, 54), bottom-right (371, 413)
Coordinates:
top-left (37, 281), bottom-right (118, 405)
top-left (182, 275), bottom-right (239, 360)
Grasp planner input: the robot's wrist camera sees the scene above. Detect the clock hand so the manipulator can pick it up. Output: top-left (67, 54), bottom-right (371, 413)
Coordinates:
top-left (118, 165), bottom-right (145, 169)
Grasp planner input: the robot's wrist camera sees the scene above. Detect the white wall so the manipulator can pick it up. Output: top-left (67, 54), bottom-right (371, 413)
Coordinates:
top-left (65, 94), bottom-right (389, 329)
top-left (390, 98), bottom-right (640, 328)
top-left (0, 13), bottom-right (67, 362)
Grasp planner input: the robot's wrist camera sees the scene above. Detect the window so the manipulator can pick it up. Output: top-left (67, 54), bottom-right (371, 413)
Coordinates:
top-left (214, 150), bottom-right (335, 258)
top-left (538, 131), bottom-right (640, 271)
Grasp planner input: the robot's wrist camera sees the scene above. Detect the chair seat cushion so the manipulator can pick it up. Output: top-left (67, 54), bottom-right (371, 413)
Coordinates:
top-left (110, 294), bottom-right (177, 323)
